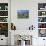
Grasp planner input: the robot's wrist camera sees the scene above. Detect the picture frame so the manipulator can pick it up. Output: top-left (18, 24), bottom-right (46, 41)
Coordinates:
top-left (17, 10), bottom-right (29, 19)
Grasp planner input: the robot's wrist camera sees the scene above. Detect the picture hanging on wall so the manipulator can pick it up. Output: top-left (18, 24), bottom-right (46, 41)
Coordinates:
top-left (17, 10), bottom-right (29, 18)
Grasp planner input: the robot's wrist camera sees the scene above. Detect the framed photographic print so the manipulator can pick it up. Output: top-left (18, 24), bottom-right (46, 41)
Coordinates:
top-left (17, 10), bottom-right (29, 19)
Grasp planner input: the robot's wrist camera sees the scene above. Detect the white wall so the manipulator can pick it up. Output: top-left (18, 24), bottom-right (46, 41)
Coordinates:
top-left (11, 0), bottom-right (46, 30)
top-left (11, 0), bottom-right (46, 46)
top-left (11, 0), bottom-right (38, 45)
top-left (11, 0), bottom-right (38, 30)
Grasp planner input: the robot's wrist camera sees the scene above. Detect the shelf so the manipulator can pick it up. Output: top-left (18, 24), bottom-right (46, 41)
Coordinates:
top-left (0, 16), bottom-right (8, 17)
top-left (38, 28), bottom-right (46, 29)
top-left (38, 16), bottom-right (46, 17)
top-left (38, 10), bottom-right (46, 11)
top-left (0, 3), bottom-right (8, 37)
top-left (38, 3), bottom-right (46, 37)
top-left (0, 10), bottom-right (8, 11)
top-left (38, 22), bottom-right (46, 23)
top-left (0, 22), bottom-right (8, 23)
